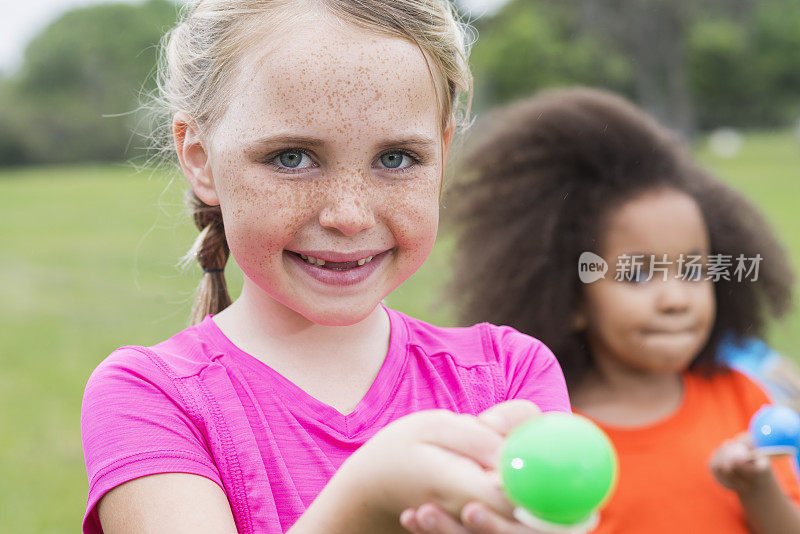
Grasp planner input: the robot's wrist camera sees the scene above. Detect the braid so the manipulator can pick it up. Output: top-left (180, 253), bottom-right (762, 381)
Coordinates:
top-left (186, 190), bottom-right (232, 325)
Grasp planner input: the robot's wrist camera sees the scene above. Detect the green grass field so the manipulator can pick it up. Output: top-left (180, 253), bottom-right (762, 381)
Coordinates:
top-left (1, 130), bottom-right (798, 532)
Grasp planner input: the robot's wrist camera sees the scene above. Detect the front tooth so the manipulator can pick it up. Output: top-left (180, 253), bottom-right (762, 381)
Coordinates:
top-left (366, 255), bottom-right (374, 262)
top-left (317, 258), bottom-right (325, 266)
top-left (307, 255), bottom-right (317, 264)
top-left (357, 258), bottom-right (366, 266)
top-left (300, 254), bottom-right (308, 260)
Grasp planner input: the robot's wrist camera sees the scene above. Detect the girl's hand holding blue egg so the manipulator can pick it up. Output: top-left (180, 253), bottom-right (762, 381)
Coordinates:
top-left (710, 433), bottom-right (773, 495)
top-left (710, 405), bottom-right (800, 496)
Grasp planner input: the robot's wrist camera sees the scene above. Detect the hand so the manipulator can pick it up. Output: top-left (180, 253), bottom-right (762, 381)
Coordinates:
top-left (399, 501), bottom-right (552, 534)
top-left (331, 406), bottom-right (523, 523)
top-left (709, 432), bottom-right (772, 495)
top-left (398, 400), bottom-right (550, 534)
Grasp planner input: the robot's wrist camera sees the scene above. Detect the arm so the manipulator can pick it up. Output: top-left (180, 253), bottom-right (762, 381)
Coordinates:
top-left (288, 464), bottom-right (402, 534)
top-left (97, 459), bottom-right (404, 534)
top-left (84, 350), bottom-right (518, 534)
top-left (739, 471), bottom-right (800, 534)
top-left (294, 409), bottom-right (519, 534)
top-left (97, 407), bottom-right (530, 534)
top-left (98, 474), bottom-right (238, 534)
top-left (82, 349), bottom-right (231, 533)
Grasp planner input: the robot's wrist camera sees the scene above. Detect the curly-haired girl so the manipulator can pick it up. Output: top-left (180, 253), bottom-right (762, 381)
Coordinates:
top-left (448, 87), bottom-right (800, 533)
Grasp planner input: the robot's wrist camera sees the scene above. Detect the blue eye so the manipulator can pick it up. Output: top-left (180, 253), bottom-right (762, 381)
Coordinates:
top-left (273, 150), bottom-right (314, 170)
top-left (379, 151), bottom-right (414, 170)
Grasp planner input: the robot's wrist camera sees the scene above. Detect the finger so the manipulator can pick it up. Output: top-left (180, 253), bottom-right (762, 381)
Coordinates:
top-left (417, 444), bottom-right (514, 518)
top-left (719, 442), bottom-right (751, 472)
top-left (401, 508), bottom-right (420, 532)
top-left (462, 501), bottom-right (548, 533)
top-left (419, 412), bottom-right (505, 470)
top-left (732, 452), bottom-right (770, 480)
top-left (710, 452), bottom-right (746, 491)
top-left (728, 444), bottom-right (762, 472)
top-left (753, 452), bottom-right (770, 472)
top-left (478, 400), bottom-right (542, 436)
top-left (414, 412), bottom-right (514, 517)
top-left (710, 443), bottom-right (756, 492)
top-left (713, 442), bottom-right (769, 490)
top-left (416, 502), bottom-right (472, 534)
top-left (732, 431), bottom-right (753, 447)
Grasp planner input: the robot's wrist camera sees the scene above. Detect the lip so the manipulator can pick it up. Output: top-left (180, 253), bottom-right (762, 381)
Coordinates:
top-left (287, 249), bottom-right (390, 262)
top-left (286, 248), bottom-right (393, 287)
top-left (643, 328), bottom-right (696, 335)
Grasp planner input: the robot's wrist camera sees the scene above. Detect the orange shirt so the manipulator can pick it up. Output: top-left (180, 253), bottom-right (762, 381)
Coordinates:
top-left (579, 370), bottom-right (800, 533)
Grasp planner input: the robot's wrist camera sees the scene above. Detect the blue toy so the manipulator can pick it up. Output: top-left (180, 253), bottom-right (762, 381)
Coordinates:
top-left (719, 335), bottom-right (800, 466)
top-left (749, 405), bottom-right (800, 456)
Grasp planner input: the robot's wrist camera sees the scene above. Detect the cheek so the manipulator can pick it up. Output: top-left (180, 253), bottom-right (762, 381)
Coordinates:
top-left (694, 281), bottom-right (717, 329)
top-left (583, 284), bottom-right (653, 352)
top-left (216, 169), bottom-right (319, 256)
top-left (385, 176), bottom-right (440, 252)
top-left (589, 283), bottom-right (648, 326)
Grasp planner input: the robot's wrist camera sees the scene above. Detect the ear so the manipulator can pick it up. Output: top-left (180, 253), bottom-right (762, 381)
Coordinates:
top-left (442, 123), bottom-right (455, 161)
top-left (572, 303), bottom-right (587, 332)
top-left (173, 111), bottom-right (220, 206)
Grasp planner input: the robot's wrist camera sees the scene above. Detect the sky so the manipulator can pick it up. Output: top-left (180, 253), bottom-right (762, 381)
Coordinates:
top-left (0, 0), bottom-right (509, 76)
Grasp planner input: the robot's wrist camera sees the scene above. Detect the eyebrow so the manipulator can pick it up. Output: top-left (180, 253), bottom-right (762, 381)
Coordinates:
top-left (246, 134), bottom-right (326, 150)
top-left (625, 249), bottom-right (709, 261)
top-left (375, 135), bottom-right (438, 152)
top-left (244, 134), bottom-right (438, 152)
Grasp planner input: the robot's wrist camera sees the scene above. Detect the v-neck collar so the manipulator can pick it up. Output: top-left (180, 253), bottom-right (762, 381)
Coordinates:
top-left (199, 304), bottom-right (409, 437)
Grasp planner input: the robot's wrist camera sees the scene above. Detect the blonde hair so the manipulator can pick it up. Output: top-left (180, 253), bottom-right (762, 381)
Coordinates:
top-left (148, 0), bottom-right (474, 325)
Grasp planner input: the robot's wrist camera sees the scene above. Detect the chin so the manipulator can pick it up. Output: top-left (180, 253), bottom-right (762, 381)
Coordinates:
top-left (294, 299), bottom-right (381, 327)
top-left (651, 351), bottom-right (697, 374)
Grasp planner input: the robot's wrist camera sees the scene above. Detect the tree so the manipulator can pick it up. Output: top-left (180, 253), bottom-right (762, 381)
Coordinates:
top-left (0, 0), bottom-right (179, 165)
top-left (688, 0), bottom-right (800, 129)
top-left (469, 0), bottom-right (632, 113)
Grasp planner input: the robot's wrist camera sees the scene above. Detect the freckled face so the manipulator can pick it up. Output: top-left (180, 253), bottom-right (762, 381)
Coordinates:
top-left (206, 15), bottom-right (445, 325)
top-left (576, 189), bottom-right (716, 374)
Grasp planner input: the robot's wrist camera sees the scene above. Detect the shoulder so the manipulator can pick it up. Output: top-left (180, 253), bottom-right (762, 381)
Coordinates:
top-left (80, 322), bottom-right (230, 534)
top-left (724, 368), bottom-right (773, 408)
top-left (695, 367), bottom-right (770, 398)
top-left (82, 318), bottom-right (226, 427)
top-left (86, 318), bottom-right (219, 388)
top-left (688, 368), bottom-right (772, 417)
top-left (388, 308), bottom-right (569, 411)
top-left (389, 307), bottom-right (553, 367)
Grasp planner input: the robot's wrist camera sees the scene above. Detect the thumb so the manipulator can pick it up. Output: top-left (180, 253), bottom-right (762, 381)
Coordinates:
top-left (414, 413), bottom-right (515, 517)
top-left (478, 399), bottom-right (542, 436)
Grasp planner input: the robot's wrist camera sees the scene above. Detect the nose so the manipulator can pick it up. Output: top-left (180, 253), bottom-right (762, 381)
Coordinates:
top-left (655, 277), bottom-right (691, 314)
top-left (318, 179), bottom-right (376, 237)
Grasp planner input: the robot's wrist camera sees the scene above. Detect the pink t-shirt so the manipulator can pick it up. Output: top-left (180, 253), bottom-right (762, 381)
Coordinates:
top-left (81, 306), bottom-right (570, 533)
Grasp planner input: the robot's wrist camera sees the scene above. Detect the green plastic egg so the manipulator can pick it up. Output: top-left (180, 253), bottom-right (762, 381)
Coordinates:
top-left (500, 413), bottom-right (618, 526)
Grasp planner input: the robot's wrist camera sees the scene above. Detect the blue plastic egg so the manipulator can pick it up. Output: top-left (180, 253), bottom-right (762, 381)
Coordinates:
top-left (749, 405), bottom-right (800, 455)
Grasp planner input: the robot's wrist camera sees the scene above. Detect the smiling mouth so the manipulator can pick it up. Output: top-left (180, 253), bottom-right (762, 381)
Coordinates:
top-left (288, 250), bottom-right (390, 270)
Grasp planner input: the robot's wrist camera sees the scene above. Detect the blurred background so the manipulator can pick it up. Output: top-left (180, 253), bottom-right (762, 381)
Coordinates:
top-left (1, 0), bottom-right (799, 531)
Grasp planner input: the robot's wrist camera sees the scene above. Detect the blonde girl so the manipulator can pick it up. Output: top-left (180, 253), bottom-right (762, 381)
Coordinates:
top-left (80, 2), bottom-right (570, 534)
